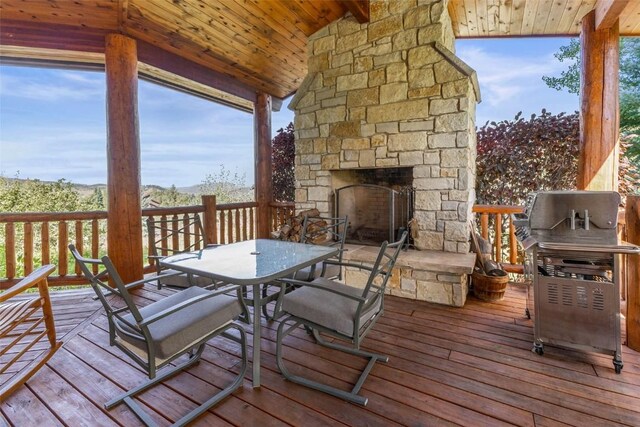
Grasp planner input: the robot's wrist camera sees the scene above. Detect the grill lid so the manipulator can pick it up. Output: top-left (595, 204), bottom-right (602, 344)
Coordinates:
top-left (527, 191), bottom-right (620, 230)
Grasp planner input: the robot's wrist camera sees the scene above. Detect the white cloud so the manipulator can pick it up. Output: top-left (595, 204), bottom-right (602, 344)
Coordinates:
top-left (456, 42), bottom-right (579, 124)
top-left (0, 71), bottom-right (103, 102)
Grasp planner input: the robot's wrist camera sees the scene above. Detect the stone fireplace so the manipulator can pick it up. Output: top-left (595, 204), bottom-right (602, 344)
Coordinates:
top-left (289, 0), bottom-right (479, 306)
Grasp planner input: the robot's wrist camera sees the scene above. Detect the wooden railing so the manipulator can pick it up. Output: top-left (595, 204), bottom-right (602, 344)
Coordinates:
top-left (0, 200), bottom-right (536, 289)
top-left (472, 205), bottom-right (525, 274)
top-left (0, 196), bottom-right (265, 289)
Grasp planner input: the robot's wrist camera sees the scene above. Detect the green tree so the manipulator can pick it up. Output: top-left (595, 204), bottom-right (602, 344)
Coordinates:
top-left (199, 165), bottom-right (253, 204)
top-left (272, 122), bottom-right (295, 202)
top-left (543, 38), bottom-right (640, 162)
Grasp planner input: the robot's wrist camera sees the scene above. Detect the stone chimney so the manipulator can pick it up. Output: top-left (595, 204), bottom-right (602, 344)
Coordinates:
top-left (290, 0), bottom-right (480, 254)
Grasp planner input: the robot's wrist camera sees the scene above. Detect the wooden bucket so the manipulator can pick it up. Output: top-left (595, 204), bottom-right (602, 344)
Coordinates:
top-left (472, 270), bottom-right (509, 302)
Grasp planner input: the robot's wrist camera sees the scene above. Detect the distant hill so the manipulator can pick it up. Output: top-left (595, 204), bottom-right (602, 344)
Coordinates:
top-left (1, 177), bottom-right (204, 195)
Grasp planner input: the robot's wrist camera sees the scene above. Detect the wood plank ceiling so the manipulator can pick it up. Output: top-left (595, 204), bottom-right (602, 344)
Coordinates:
top-left (0, 1), bottom-right (639, 103)
top-left (449, 0), bottom-right (640, 37)
top-left (0, 0), bottom-right (348, 101)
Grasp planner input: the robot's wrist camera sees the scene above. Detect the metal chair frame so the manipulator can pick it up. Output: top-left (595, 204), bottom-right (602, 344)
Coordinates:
top-left (261, 215), bottom-right (348, 320)
top-left (69, 244), bottom-right (247, 427)
top-left (146, 214), bottom-right (219, 289)
top-left (275, 232), bottom-right (407, 406)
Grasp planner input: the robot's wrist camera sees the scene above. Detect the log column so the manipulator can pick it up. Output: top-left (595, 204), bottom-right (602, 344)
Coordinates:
top-left (105, 34), bottom-right (143, 283)
top-left (254, 92), bottom-right (273, 239)
top-left (627, 196), bottom-right (640, 351)
top-left (578, 11), bottom-right (620, 191)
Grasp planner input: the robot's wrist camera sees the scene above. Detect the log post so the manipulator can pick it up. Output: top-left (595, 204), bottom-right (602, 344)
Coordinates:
top-left (578, 11), bottom-right (619, 191)
top-left (202, 195), bottom-right (218, 244)
top-left (254, 92), bottom-right (273, 239)
top-left (626, 196), bottom-right (640, 351)
top-left (105, 34), bottom-right (143, 284)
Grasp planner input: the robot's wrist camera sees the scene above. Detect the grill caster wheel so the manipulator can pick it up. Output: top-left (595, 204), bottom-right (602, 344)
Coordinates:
top-left (533, 343), bottom-right (544, 355)
top-left (614, 360), bottom-right (623, 374)
top-left (525, 308), bottom-right (531, 319)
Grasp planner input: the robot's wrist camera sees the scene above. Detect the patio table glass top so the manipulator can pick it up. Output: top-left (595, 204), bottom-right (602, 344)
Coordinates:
top-left (160, 239), bottom-right (338, 285)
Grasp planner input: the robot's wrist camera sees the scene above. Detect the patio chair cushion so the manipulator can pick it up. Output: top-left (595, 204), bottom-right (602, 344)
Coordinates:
top-left (292, 262), bottom-right (341, 281)
top-left (281, 278), bottom-right (381, 337)
top-left (157, 269), bottom-right (214, 288)
top-left (115, 286), bottom-right (242, 359)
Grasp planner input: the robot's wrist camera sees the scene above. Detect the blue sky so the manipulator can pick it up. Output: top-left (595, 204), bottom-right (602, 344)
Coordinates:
top-left (0, 38), bottom-right (578, 187)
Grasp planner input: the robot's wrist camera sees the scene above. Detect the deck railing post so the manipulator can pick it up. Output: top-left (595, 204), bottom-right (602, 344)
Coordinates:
top-left (254, 92), bottom-right (273, 239)
top-left (202, 195), bottom-right (218, 244)
top-left (626, 195), bottom-right (640, 351)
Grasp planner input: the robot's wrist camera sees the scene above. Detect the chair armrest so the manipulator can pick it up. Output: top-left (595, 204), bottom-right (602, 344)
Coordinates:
top-left (122, 271), bottom-right (183, 290)
top-left (276, 278), bottom-right (365, 302)
top-left (0, 265), bottom-right (56, 302)
top-left (139, 284), bottom-right (243, 326)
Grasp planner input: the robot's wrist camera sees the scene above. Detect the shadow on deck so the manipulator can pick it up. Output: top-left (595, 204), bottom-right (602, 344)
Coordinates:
top-left (2, 284), bottom-right (640, 426)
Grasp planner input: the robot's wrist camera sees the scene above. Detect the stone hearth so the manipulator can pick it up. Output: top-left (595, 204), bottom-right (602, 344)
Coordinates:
top-left (289, 0), bottom-right (479, 306)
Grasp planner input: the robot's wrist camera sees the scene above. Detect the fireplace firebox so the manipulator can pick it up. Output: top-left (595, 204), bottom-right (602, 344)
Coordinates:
top-left (335, 184), bottom-right (414, 246)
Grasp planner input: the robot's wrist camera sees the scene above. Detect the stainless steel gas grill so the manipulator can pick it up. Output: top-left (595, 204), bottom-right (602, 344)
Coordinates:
top-left (513, 191), bottom-right (640, 373)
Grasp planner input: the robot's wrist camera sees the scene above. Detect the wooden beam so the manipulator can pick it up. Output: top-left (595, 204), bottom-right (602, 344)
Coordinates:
top-left (340, 0), bottom-right (370, 24)
top-left (254, 93), bottom-right (273, 239)
top-left (626, 195), bottom-right (640, 351)
top-left (595, 0), bottom-right (631, 31)
top-left (136, 41), bottom-right (258, 106)
top-left (577, 11), bottom-right (619, 191)
top-left (105, 33), bottom-right (143, 284)
top-left (0, 19), bottom-right (106, 52)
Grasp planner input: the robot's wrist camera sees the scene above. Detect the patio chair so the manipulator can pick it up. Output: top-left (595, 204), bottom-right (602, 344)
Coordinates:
top-left (69, 244), bottom-right (247, 426)
top-left (275, 231), bottom-right (407, 406)
top-left (146, 214), bottom-right (217, 289)
top-left (261, 215), bottom-right (348, 320)
top-left (0, 265), bottom-right (61, 400)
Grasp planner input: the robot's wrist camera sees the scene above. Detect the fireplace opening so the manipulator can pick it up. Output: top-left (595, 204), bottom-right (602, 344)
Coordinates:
top-left (333, 168), bottom-right (414, 246)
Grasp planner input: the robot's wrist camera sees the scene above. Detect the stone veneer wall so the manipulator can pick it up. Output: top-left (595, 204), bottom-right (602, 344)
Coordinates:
top-left (290, 0), bottom-right (480, 254)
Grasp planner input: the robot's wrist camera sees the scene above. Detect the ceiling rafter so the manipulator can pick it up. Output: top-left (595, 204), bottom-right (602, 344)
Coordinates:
top-left (595, 0), bottom-right (631, 30)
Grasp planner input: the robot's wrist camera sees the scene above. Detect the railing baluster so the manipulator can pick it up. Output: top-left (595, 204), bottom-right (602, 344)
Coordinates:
top-left (242, 208), bottom-right (248, 241)
top-left (92, 219), bottom-right (99, 274)
top-left (75, 220), bottom-right (83, 276)
top-left (194, 218), bottom-right (202, 250)
top-left (172, 215), bottom-right (180, 252)
top-left (5, 223), bottom-right (16, 280)
top-left (58, 221), bottom-right (68, 277)
top-left (495, 214), bottom-right (503, 263)
top-left (480, 213), bottom-right (489, 240)
top-left (183, 214), bottom-right (191, 251)
top-left (509, 216), bottom-right (517, 265)
top-left (250, 208), bottom-right (255, 239)
top-left (160, 215), bottom-right (168, 256)
top-left (42, 221), bottom-right (50, 265)
top-left (235, 208), bottom-right (241, 242)
top-left (24, 223), bottom-right (33, 276)
top-left (220, 211), bottom-right (226, 245)
top-left (227, 209), bottom-right (233, 243)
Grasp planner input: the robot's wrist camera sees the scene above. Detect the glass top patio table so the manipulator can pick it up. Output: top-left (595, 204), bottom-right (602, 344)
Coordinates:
top-left (160, 239), bottom-right (339, 388)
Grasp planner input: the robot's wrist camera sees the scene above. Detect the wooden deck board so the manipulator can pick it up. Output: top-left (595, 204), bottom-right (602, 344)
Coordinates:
top-left (2, 285), bottom-right (640, 427)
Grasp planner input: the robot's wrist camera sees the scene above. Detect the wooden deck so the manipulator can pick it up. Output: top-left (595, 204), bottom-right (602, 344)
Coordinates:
top-left (2, 284), bottom-right (640, 426)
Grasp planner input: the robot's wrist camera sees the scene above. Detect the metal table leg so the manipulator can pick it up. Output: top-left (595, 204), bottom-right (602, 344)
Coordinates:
top-left (252, 282), bottom-right (261, 388)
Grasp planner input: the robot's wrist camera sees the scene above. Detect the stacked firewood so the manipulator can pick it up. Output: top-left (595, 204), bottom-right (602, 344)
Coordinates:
top-left (271, 208), bottom-right (328, 243)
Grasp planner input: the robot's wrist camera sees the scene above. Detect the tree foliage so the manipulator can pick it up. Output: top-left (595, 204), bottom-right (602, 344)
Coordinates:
top-left (476, 110), bottom-right (639, 206)
top-left (272, 122), bottom-right (295, 202)
top-left (543, 38), bottom-right (640, 162)
top-left (0, 176), bottom-right (103, 212)
top-left (199, 165), bottom-right (253, 204)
